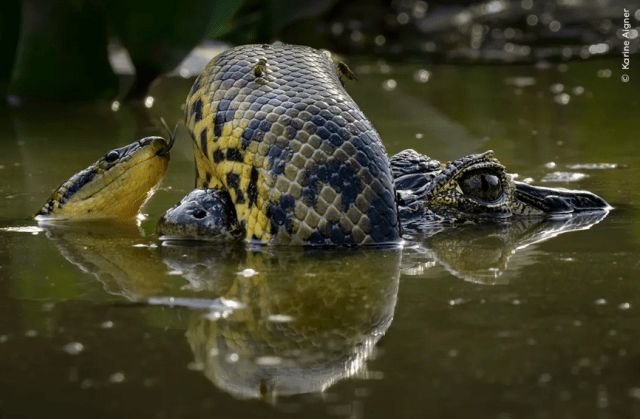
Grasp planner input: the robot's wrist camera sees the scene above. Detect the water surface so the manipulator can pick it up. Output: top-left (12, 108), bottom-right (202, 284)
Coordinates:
top-left (0, 57), bottom-right (639, 418)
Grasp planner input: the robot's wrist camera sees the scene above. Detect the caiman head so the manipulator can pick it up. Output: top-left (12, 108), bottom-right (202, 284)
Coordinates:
top-left (391, 149), bottom-right (611, 225)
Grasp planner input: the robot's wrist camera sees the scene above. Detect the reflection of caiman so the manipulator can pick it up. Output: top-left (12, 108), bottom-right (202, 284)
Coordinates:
top-left (36, 44), bottom-right (610, 244)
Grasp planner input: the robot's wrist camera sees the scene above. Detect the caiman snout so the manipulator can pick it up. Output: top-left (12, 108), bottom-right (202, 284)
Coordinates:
top-left (514, 181), bottom-right (611, 214)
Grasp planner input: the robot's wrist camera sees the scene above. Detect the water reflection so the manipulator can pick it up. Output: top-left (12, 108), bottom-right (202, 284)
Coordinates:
top-left (169, 246), bottom-right (401, 401)
top-left (32, 210), bottom-right (608, 402)
top-left (402, 212), bottom-right (608, 284)
top-left (37, 221), bottom-right (172, 299)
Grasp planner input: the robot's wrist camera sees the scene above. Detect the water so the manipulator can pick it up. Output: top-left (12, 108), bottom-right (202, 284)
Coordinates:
top-left (1, 57), bottom-right (639, 418)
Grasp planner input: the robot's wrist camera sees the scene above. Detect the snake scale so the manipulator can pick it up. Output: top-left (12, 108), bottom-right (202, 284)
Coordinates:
top-left (183, 44), bottom-right (401, 245)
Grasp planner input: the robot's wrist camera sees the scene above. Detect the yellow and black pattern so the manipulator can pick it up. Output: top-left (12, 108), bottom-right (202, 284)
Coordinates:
top-left (185, 44), bottom-right (401, 245)
top-left (37, 137), bottom-right (170, 220)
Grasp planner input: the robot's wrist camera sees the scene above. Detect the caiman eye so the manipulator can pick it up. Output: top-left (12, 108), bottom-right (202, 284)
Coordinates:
top-left (458, 169), bottom-right (503, 202)
top-left (105, 150), bottom-right (119, 163)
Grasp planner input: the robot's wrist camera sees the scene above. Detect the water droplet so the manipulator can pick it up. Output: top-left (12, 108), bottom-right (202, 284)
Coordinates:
top-left (549, 20), bottom-right (561, 32)
top-left (382, 79), bottom-right (397, 91)
top-left (226, 353), bottom-right (239, 363)
top-left (237, 268), bottom-right (257, 277)
top-left (554, 93), bottom-right (570, 105)
top-left (331, 22), bottom-right (343, 36)
top-left (504, 76), bottom-right (536, 87)
top-left (397, 12), bottom-right (410, 25)
top-left (111, 101), bottom-right (120, 112)
top-left (187, 362), bottom-right (204, 371)
top-left (109, 372), bottom-right (125, 383)
top-left (374, 35), bottom-right (386, 46)
top-left (413, 69), bottom-right (430, 83)
top-left (350, 31), bottom-right (364, 43)
top-left (550, 83), bottom-right (564, 94)
top-left (101, 321), bottom-right (114, 329)
top-left (595, 298), bottom-right (607, 305)
top-left (572, 86), bottom-right (584, 95)
top-left (527, 14), bottom-right (538, 25)
top-left (144, 96), bottom-right (154, 108)
top-left (589, 43), bottom-right (609, 54)
top-left (619, 303), bottom-right (631, 310)
top-left (597, 69), bottom-right (612, 78)
top-left (255, 356), bottom-right (282, 366)
top-left (25, 330), bottom-right (37, 337)
top-left (538, 373), bottom-right (552, 384)
top-left (448, 349), bottom-right (459, 357)
top-left (544, 162), bottom-right (556, 169)
top-left (80, 379), bottom-right (94, 389)
top-left (267, 314), bottom-right (294, 323)
top-left (63, 342), bottom-right (84, 355)
top-left (629, 388), bottom-right (640, 400)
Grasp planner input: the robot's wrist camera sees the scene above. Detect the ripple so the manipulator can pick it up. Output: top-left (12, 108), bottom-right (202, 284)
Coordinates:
top-left (567, 163), bottom-right (620, 170)
top-left (541, 172), bottom-right (588, 182)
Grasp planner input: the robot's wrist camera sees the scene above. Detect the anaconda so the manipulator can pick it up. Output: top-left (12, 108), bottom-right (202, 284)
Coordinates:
top-left (36, 43), bottom-right (610, 243)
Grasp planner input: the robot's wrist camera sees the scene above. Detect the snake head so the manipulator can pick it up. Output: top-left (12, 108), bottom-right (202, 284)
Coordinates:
top-left (36, 136), bottom-right (171, 221)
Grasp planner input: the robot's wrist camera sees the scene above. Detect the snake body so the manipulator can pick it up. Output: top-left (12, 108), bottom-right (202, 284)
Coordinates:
top-left (184, 44), bottom-right (400, 245)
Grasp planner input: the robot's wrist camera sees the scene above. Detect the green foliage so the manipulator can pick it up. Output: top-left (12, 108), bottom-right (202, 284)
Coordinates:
top-left (218, 0), bottom-right (339, 45)
top-left (105, 0), bottom-right (245, 99)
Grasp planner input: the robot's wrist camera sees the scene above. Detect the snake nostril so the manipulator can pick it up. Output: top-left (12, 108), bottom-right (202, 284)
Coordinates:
top-left (193, 209), bottom-right (207, 219)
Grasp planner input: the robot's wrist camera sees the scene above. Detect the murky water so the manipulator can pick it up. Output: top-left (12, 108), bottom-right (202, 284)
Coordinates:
top-left (1, 57), bottom-right (639, 418)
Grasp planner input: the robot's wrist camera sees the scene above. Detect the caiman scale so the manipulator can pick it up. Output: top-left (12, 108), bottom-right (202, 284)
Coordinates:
top-left (36, 44), bottom-right (610, 244)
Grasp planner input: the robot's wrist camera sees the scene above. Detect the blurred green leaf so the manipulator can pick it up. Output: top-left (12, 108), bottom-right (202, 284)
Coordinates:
top-left (106, 0), bottom-right (245, 99)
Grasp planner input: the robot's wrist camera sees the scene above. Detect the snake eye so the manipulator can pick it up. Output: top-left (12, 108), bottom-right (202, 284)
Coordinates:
top-left (458, 169), bottom-right (503, 202)
top-left (105, 150), bottom-right (119, 163)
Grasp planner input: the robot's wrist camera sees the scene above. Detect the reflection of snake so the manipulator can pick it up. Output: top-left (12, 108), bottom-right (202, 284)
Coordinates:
top-left (181, 248), bottom-right (401, 400)
top-left (37, 44), bottom-right (610, 244)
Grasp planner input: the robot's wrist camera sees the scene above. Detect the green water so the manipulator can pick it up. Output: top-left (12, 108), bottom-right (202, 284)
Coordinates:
top-left (1, 57), bottom-right (639, 418)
